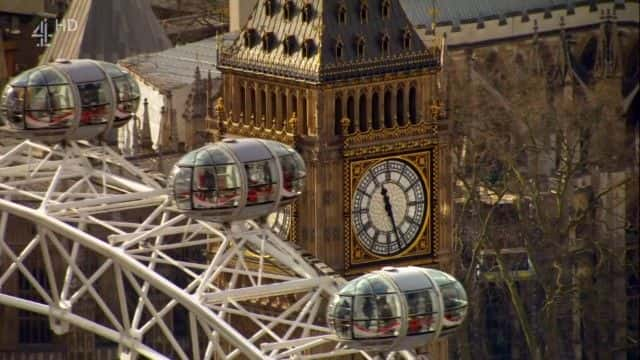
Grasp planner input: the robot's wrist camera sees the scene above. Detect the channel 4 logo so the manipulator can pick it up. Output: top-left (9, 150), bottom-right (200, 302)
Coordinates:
top-left (31, 18), bottom-right (78, 47)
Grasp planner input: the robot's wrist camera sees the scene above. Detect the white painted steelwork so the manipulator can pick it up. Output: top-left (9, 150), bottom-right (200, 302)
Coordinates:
top-left (0, 138), bottom-right (372, 359)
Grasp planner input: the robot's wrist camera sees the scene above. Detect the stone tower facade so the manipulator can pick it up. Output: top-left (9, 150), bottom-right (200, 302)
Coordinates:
top-left (218, 0), bottom-right (451, 275)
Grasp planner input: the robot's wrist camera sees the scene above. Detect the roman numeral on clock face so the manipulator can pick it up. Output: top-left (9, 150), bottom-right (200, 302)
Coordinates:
top-left (351, 158), bottom-right (428, 257)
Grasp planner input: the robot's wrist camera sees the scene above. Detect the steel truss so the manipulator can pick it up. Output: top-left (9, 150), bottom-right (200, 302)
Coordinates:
top-left (0, 140), bottom-right (373, 359)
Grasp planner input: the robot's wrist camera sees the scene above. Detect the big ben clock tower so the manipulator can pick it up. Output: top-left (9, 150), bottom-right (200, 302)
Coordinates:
top-left (218, 0), bottom-right (451, 275)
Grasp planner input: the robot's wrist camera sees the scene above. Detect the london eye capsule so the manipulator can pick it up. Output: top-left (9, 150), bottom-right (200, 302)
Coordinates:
top-left (170, 138), bottom-right (306, 221)
top-left (327, 266), bottom-right (468, 352)
top-left (0, 59), bottom-right (140, 143)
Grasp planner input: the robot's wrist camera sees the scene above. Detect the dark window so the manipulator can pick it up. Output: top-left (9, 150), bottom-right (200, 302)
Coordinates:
top-left (250, 87), bottom-right (256, 118)
top-left (264, 0), bottom-right (273, 16)
top-left (334, 96), bottom-right (343, 135)
top-left (360, 3), bottom-right (368, 23)
top-left (372, 92), bottom-right (380, 129)
top-left (302, 3), bottom-right (313, 22)
top-left (262, 32), bottom-right (275, 51)
top-left (359, 94), bottom-right (367, 132)
top-left (347, 96), bottom-right (355, 133)
top-left (381, 0), bottom-right (391, 19)
top-left (301, 96), bottom-right (308, 134)
top-left (243, 29), bottom-right (255, 47)
top-left (283, 1), bottom-right (295, 20)
top-left (403, 31), bottom-right (412, 50)
top-left (240, 86), bottom-right (246, 116)
top-left (409, 86), bottom-right (417, 123)
top-left (384, 90), bottom-right (392, 127)
top-left (302, 39), bottom-right (315, 58)
top-left (381, 34), bottom-right (390, 55)
top-left (283, 35), bottom-right (296, 55)
top-left (260, 90), bottom-right (266, 121)
top-left (338, 5), bottom-right (347, 24)
top-left (356, 38), bottom-right (366, 58)
top-left (396, 88), bottom-right (404, 125)
top-left (281, 93), bottom-right (287, 126)
top-left (270, 91), bottom-right (277, 124)
top-left (336, 41), bottom-right (344, 60)
top-left (290, 95), bottom-right (297, 120)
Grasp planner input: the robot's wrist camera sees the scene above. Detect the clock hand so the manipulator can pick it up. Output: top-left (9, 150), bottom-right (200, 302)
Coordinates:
top-left (381, 185), bottom-right (403, 245)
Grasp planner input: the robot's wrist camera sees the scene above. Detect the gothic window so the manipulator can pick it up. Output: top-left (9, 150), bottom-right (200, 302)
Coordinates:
top-left (360, 1), bottom-right (368, 23)
top-left (302, 3), bottom-right (313, 22)
top-left (302, 39), bottom-right (315, 58)
top-left (403, 30), bottom-right (412, 50)
top-left (260, 90), bottom-right (267, 121)
top-left (290, 95), bottom-right (297, 120)
top-left (283, 35), bottom-right (296, 56)
top-left (356, 37), bottom-right (366, 58)
top-left (384, 89), bottom-right (392, 127)
top-left (409, 86), bottom-right (417, 123)
top-left (396, 88), bottom-right (404, 125)
top-left (359, 94), bottom-right (367, 132)
top-left (281, 93), bottom-right (287, 126)
top-left (381, 0), bottom-right (391, 19)
top-left (338, 4), bottom-right (347, 24)
top-left (262, 32), bottom-right (275, 51)
top-left (336, 40), bottom-right (344, 60)
top-left (283, 0), bottom-right (295, 20)
top-left (250, 87), bottom-right (257, 118)
top-left (372, 92), bottom-right (381, 129)
top-left (270, 91), bottom-right (277, 122)
top-left (243, 29), bottom-right (256, 47)
top-left (334, 96), bottom-right (343, 135)
top-left (264, 0), bottom-right (273, 16)
top-left (301, 96), bottom-right (308, 134)
top-left (381, 33), bottom-right (390, 55)
top-left (240, 86), bottom-right (246, 116)
top-left (347, 96), bottom-right (355, 133)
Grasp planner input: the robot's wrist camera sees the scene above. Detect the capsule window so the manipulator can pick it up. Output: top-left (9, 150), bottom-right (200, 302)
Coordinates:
top-left (405, 290), bottom-right (437, 334)
top-left (112, 75), bottom-right (140, 118)
top-left (440, 283), bottom-right (468, 325)
top-left (173, 167), bottom-right (193, 210)
top-left (245, 160), bottom-right (276, 205)
top-left (77, 80), bottom-right (111, 125)
top-left (279, 154), bottom-right (306, 194)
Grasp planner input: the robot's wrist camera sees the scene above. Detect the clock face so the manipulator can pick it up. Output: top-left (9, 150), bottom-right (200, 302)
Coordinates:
top-left (261, 204), bottom-right (293, 240)
top-left (351, 159), bottom-right (427, 257)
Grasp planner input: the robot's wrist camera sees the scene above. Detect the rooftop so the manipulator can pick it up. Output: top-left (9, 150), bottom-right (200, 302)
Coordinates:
top-left (119, 33), bottom-right (237, 91)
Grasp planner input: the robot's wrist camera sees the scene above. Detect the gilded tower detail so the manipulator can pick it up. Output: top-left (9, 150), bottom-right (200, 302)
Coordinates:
top-left (218, 0), bottom-right (450, 275)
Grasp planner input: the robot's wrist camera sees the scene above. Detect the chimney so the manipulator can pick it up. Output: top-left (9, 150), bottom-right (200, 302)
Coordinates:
top-left (229, 0), bottom-right (258, 32)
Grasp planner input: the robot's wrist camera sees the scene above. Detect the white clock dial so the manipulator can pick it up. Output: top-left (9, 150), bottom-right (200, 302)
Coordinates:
top-left (261, 204), bottom-right (292, 240)
top-left (351, 159), bottom-right (427, 256)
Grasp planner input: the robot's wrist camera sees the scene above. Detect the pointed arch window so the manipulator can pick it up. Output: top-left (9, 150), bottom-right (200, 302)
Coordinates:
top-left (283, 1), bottom-right (295, 21)
top-left (403, 30), bottom-right (412, 50)
top-left (243, 28), bottom-right (256, 47)
top-left (380, 33), bottom-right (390, 55)
top-left (283, 35), bottom-right (296, 56)
top-left (335, 40), bottom-right (344, 60)
top-left (381, 0), bottom-right (391, 19)
top-left (264, 0), bottom-right (273, 16)
top-left (360, 1), bottom-right (368, 24)
top-left (356, 37), bottom-right (366, 58)
top-left (302, 39), bottom-right (315, 58)
top-left (262, 32), bottom-right (275, 52)
top-left (302, 3), bottom-right (313, 22)
top-left (338, 4), bottom-right (347, 24)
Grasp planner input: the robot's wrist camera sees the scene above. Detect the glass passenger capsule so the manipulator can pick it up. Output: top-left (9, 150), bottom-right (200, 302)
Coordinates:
top-left (170, 138), bottom-right (306, 221)
top-left (0, 59), bottom-right (140, 143)
top-left (327, 266), bottom-right (468, 352)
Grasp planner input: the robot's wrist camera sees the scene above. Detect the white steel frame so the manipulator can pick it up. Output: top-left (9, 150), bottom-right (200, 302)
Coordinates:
top-left (0, 139), bottom-right (376, 359)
